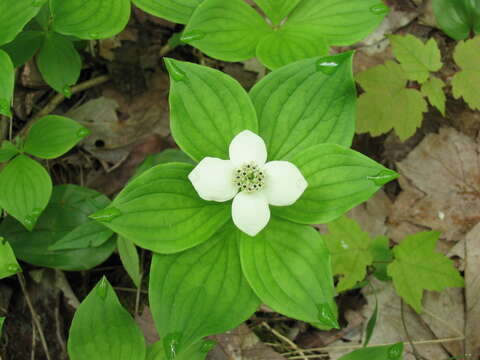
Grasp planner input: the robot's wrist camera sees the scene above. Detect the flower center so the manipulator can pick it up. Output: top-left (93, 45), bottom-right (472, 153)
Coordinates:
top-left (233, 162), bottom-right (265, 193)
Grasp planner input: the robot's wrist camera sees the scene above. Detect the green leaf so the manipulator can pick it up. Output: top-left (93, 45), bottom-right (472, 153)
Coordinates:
top-left (165, 58), bottom-right (258, 162)
top-left (432, 0), bottom-right (474, 40)
top-left (387, 231), bottom-right (464, 313)
top-left (389, 34), bottom-right (442, 84)
top-left (149, 223), bottom-right (259, 351)
top-left (1, 31), bottom-right (44, 67)
top-left (287, 0), bottom-right (389, 46)
top-left (0, 155), bottom-right (52, 230)
top-left (24, 115), bottom-right (90, 159)
top-left (421, 77), bottom-right (446, 115)
top-left (132, 0), bottom-right (202, 24)
top-left (239, 217), bottom-right (338, 329)
top-left (256, 24), bottom-right (329, 70)
top-left (452, 36), bottom-right (480, 111)
top-left (0, 50), bottom-right (14, 117)
top-left (0, 317), bottom-right (4, 333)
top-left (273, 144), bottom-right (398, 224)
top-left (37, 33), bottom-right (81, 96)
top-left (371, 235), bottom-right (392, 281)
top-left (147, 340), bottom-right (210, 360)
top-left (364, 296), bottom-right (378, 347)
top-left (250, 52), bottom-right (356, 160)
top-left (0, 237), bottom-right (22, 279)
top-left (0, 141), bottom-right (19, 163)
top-left (1, 185), bottom-right (116, 270)
top-left (48, 220), bottom-right (113, 251)
top-left (182, 0), bottom-right (271, 62)
top-left (133, 148), bottom-right (194, 180)
top-left (91, 163), bottom-right (229, 254)
top-left (338, 343), bottom-right (404, 360)
top-left (323, 216), bottom-right (373, 292)
top-left (356, 61), bottom-right (428, 140)
top-left (51, 0), bottom-right (131, 39)
top-left (117, 236), bottom-right (141, 288)
top-left (68, 277), bottom-right (146, 360)
top-left (0, 0), bottom-right (46, 46)
top-left (253, 0), bottom-right (301, 24)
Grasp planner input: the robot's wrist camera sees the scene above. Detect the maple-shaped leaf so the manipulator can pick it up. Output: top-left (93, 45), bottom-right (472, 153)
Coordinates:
top-left (389, 34), bottom-right (442, 84)
top-left (356, 61), bottom-right (428, 141)
top-left (421, 77), bottom-right (446, 115)
top-left (387, 231), bottom-right (464, 313)
top-left (452, 36), bottom-right (480, 111)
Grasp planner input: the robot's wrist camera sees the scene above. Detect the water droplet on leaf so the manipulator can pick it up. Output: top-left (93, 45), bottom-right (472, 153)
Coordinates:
top-left (163, 333), bottom-right (182, 360)
top-left (62, 86), bottom-right (72, 98)
top-left (316, 61), bottom-right (339, 75)
top-left (76, 127), bottom-right (91, 138)
top-left (181, 30), bottom-right (205, 43)
top-left (370, 3), bottom-right (390, 15)
top-left (89, 32), bottom-right (99, 39)
top-left (7, 264), bottom-right (20, 273)
top-left (316, 303), bottom-right (340, 329)
top-left (0, 237), bottom-right (5, 244)
top-left (89, 207), bottom-right (122, 222)
top-left (0, 99), bottom-right (12, 117)
top-left (200, 340), bottom-right (217, 353)
top-left (164, 59), bottom-right (187, 82)
top-left (367, 169), bottom-right (399, 186)
top-left (388, 342), bottom-right (403, 359)
top-left (31, 208), bottom-right (43, 217)
top-left (97, 276), bottom-right (109, 299)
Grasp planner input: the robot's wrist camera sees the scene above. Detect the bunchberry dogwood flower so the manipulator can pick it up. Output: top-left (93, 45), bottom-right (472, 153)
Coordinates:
top-left (188, 130), bottom-right (308, 236)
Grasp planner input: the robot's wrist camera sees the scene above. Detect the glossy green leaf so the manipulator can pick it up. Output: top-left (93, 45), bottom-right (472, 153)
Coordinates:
top-left (1, 185), bottom-right (116, 270)
top-left (253, 0), bottom-right (301, 24)
top-left (452, 36), bottom-right (480, 111)
top-left (1, 31), bottom-right (43, 67)
top-left (0, 0), bottom-right (46, 46)
top-left (182, 0), bottom-right (271, 62)
top-left (37, 33), bottom-right (81, 96)
top-left (0, 237), bottom-right (22, 279)
top-left (432, 0), bottom-right (475, 40)
top-left (133, 148), bottom-right (194, 180)
top-left (165, 58), bottom-right (258, 162)
top-left (250, 52), bottom-right (356, 160)
top-left (287, 0), bottom-right (389, 46)
top-left (117, 236), bottom-right (141, 288)
top-left (147, 340), bottom-right (210, 360)
top-left (92, 163), bottom-right (229, 254)
top-left (51, 0), bottom-right (131, 39)
top-left (49, 220), bottom-right (113, 251)
top-left (421, 77), bottom-right (446, 115)
top-left (0, 155), bottom-right (52, 230)
top-left (68, 278), bottom-right (146, 360)
top-left (132, 0), bottom-right (202, 24)
top-left (24, 115), bottom-right (90, 159)
top-left (150, 223), bottom-right (259, 351)
top-left (339, 343), bottom-right (404, 360)
top-left (0, 50), bottom-right (14, 117)
top-left (0, 141), bottom-right (19, 163)
top-left (273, 144), bottom-right (398, 224)
top-left (256, 24), bottom-right (329, 70)
top-left (239, 217), bottom-right (338, 329)
top-left (387, 231), bottom-right (464, 313)
top-left (371, 235), bottom-right (392, 281)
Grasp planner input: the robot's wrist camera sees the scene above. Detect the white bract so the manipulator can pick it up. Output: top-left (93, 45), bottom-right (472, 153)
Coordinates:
top-left (188, 130), bottom-right (308, 236)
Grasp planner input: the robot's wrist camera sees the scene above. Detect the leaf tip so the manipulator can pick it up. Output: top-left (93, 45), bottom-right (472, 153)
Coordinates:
top-left (89, 207), bottom-right (121, 223)
top-left (367, 169), bottom-right (399, 186)
top-left (164, 58), bottom-right (187, 82)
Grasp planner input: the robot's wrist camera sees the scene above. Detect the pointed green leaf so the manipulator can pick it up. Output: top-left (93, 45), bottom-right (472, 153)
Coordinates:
top-left (0, 141), bottom-right (19, 163)
top-left (371, 235), bottom-right (392, 281)
top-left (147, 340), bottom-right (209, 360)
top-left (253, 0), bottom-right (301, 24)
top-left (165, 58), bottom-right (258, 162)
top-left (68, 278), bottom-right (146, 360)
top-left (132, 0), bottom-right (202, 24)
top-left (0, 0), bottom-right (46, 46)
top-left (0, 155), bottom-right (52, 230)
top-left (182, 0), bottom-right (271, 62)
top-left (339, 343), bottom-right (404, 360)
top-left (421, 76), bottom-right (446, 115)
top-left (150, 223), bottom-right (259, 351)
top-left (389, 35), bottom-right (442, 84)
top-left (239, 217), bottom-right (337, 329)
top-left (432, 0), bottom-right (473, 40)
top-left (364, 297), bottom-right (378, 347)
top-left (94, 163), bottom-right (229, 254)
top-left (0, 50), bottom-right (14, 117)
top-left (250, 52), bottom-right (356, 160)
top-left (117, 236), bottom-right (141, 288)
top-left (273, 144), bottom-right (398, 224)
top-left (387, 231), bottom-right (464, 313)
top-left (49, 221), bottom-right (113, 251)
top-left (0, 317), bottom-right (4, 333)
top-left (1, 31), bottom-right (43, 67)
top-left (51, 0), bottom-right (131, 39)
top-left (0, 237), bottom-right (22, 279)
top-left (452, 36), bottom-right (480, 111)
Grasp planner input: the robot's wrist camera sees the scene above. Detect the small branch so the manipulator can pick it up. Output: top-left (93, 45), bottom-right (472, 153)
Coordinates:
top-left (401, 299), bottom-right (426, 360)
top-left (114, 287), bottom-right (148, 295)
top-left (261, 322), bottom-right (308, 360)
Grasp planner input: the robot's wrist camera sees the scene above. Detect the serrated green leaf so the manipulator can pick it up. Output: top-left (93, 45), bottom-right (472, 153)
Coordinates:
top-left (371, 235), bottom-right (392, 281)
top-left (1, 185), bottom-right (116, 270)
top-left (0, 0), bottom-right (46, 46)
top-left (37, 33), bottom-right (81, 96)
top-left (117, 236), bottom-right (141, 288)
top-left (273, 144), bottom-right (398, 224)
top-left (132, 0), bottom-right (202, 24)
top-left (239, 217), bottom-right (338, 329)
top-left (150, 223), bottom-right (259, 351)
top-left (1, 31), bottom-right (43, 67)
top-left (253, 0), bottom-right (301, 24)
top-left (339, 343), bottom-right (404, 360)
top-left (92, 163), bottom-right (229, 254)
top-left (250, 52), bottom-right (356, 160)
top-left (452, 36), bottom-right (480, 111)
top-left (51, 0), bottom-right (130, 39)
top-left (387, 231), bottom-right (464, 313)
top-left (68, 278), bottom-right (146, 360)
top-left (421, 76), bottom-right (446, 115)
top-left (256, 24), bottom-right (329, 70)
top-left (432, 0), bottom-right (474, 40)
top-left (0, 50), bottom-right (14, 117)
top-left (24, 115), bottom-right (89, 159)
top-left (287, 0), bottom-right (389, 46)
top-left (323, 216), bottom-right (374, 292)
top-left (165, 58), bottom-right (258, 162)
top-left (356, 60), bottom-right (407, 93)
top-left (182, 0), bottom-right (271, 62)
top-left (389, 34), bottom-right (442, 83)
top-left (0, 141), bottom-right (19, 163)
top-left (0, 238), bottom-right (22, 279)
top-left (0, 155), bottom-right (52, 230)
top-left (49, 220), bottom-right (113, 251)
top-left (133, 149), bottom-right (194, 180)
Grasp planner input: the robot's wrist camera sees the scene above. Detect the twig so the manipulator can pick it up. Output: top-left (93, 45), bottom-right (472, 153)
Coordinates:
top-left (31, 318), bottom-right (36, 360)
top-left (159, 43), bottom-right (172, 57)
top-left (261, 322), bottom-right (308, 360)
top-left (401, 299), bottom-right (426, 360)
top-left (114, 287), bottom-right (148, 295)
top-left (17, 273), bottom-right (51, 360)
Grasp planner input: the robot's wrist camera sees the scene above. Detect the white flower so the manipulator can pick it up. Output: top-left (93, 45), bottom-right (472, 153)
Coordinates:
top-left (188, 130), bottom-right (308, 236)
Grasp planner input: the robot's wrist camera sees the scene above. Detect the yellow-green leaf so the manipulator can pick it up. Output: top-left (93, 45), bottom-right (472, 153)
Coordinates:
top-left (421, 77), bottom-right (446, 115)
